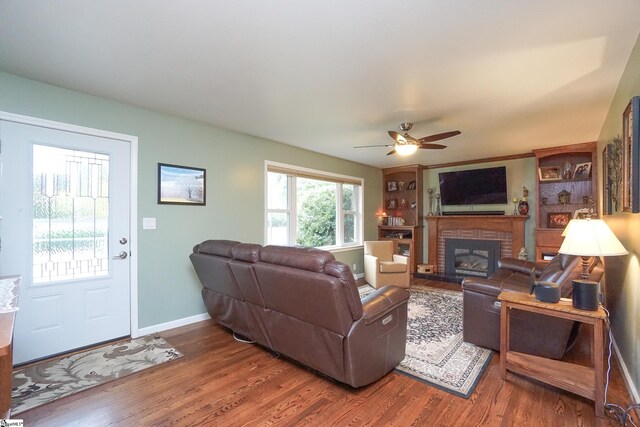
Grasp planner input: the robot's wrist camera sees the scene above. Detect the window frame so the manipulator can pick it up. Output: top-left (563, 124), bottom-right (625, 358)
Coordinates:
top-left (265, 161), bottom-right (364, 251)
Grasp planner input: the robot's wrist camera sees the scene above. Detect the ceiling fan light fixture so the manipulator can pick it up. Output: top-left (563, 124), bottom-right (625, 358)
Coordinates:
top-left (395, 142), bottom-right (418, 156)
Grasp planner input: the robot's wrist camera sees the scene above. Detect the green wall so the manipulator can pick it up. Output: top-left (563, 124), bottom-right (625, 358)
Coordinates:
top-left (597, 33), bottom-right (640, 400)
top-left (0, 71), bottom-right (381, 328)
top-left (422, 157), bottom-right (538, 261)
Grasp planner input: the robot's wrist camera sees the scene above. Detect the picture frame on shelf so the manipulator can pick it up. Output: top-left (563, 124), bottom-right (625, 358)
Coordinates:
top-left (573, 162), bottom-right (592, 180)
top-left (387, 180), bottom-right (398, 192)
top-left (157, 163), bottom-right (206, 205)
top-left (538, 166), bottom-right (562, 181)
top-left (622, 96), bottom-right (640, 213)
top-left (573, 208), bottom-right (592, 219)
top-left (547, 212), bottom-right (571, 228)
top-left (407, 180), bottom-right (416, 190)
top-left (387, 198), bottom-right (397, 209)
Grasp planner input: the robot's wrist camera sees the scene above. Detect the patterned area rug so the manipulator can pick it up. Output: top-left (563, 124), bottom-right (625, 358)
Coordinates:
top-left (11, 335), bottom-right (182, 414)
top-left (358, 284), bottom-right (493, 398)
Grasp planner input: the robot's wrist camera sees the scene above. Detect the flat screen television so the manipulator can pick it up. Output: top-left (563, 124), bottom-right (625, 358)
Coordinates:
top-left (439, 166), bottom-right (508, 206)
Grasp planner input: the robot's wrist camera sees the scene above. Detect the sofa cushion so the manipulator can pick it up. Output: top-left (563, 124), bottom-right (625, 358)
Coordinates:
top-left (232, 243), bottom-right (261, 263)
top-left (196, 240), bottom-right (241, 257)
top-left (260, 245), bottom-right (335, 273)
top-left (379, 262), bottom-right (407, 273)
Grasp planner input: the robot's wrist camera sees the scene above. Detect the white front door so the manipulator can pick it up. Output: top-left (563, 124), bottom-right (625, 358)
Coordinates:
top-left (0, 120), bottom-right (132, 364)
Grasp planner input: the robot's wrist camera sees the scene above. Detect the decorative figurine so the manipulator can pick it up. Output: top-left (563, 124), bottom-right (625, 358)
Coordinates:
top-left (517, 247), bottom-right (528, 260)
top-left (427, 188), bottom-right (434, 216)
top-left (518, 186), bottom-right (529, 215)
top-left (562, 161), bottom-right (573, 180)
top-left (558, 190), bottom-right (571, 205)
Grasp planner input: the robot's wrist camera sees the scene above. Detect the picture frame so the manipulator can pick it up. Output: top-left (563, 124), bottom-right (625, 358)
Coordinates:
top-left (608, 137), bottom-right (624, 213)
top-left (387, 180), bottom-right (398, 192)
top-left (158, 163), bottom-right (206, 205)
top-left (407, 180), bottom-right (416, 190)
top-left (538, 166), bottom-right (562, 181)
top-left (387, 198), bottom-right (397, 209)
top-left (547, 212), bottom-right (571, 229)
top-left (602, 146), bottom-right (611, 215)
top-left (622, 96), bottom-right (640, 213)
top-left (573, 208), bottom-right (592, 219)
top-left (573, 162), bottom-right (592, 180)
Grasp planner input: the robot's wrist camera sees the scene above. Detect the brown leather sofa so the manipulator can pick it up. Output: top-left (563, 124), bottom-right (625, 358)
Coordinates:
top-left (189, 240), bottom-right (410, 388)
top-left (461, 254), bottom-right (604, 359)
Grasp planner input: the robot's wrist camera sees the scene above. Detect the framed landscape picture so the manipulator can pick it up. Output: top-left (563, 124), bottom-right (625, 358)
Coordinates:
top-left (158, 163), bottom-right (206, 205)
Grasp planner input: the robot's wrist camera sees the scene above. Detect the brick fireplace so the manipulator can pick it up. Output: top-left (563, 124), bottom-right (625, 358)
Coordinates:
top-left (426, 215), bottom-right (528, 275)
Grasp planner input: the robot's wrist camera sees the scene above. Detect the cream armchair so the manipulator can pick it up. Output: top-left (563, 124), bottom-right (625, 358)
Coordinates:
top-left (364, 241), bottom-right (410, 289)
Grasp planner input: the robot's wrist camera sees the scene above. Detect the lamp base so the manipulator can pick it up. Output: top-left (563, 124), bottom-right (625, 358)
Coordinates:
top-left (572, 280), bottom-right (599, 311)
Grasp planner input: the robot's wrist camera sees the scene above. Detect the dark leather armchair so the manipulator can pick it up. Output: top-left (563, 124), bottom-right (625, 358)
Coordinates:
top-left (461, 254), bottom-right (604, 359)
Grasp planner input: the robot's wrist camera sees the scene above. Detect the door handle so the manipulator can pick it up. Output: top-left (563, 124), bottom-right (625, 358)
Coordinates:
top-left (113, 251), bottom-right (128, 260)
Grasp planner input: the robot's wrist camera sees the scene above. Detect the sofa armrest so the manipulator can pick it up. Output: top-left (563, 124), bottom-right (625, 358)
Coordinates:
top-left (497, 258), bottom-right (542, 276)
top-left (392, 254), bottom-right (408, 264)
top-left (361, 285), bottom-right (410, 325)
top-left (461, 277), bottom-right (504, 298)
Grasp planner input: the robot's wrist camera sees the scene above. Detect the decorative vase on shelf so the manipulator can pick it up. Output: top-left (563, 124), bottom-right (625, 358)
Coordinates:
top-left (518, 199), bottom-right (529, 215)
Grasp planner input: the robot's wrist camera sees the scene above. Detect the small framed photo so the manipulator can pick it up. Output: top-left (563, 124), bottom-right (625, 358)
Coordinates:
top-left (158, 163), bottom-right (206, 205)
top-left (387, 198), bottom-right (397, 209)
top-left (547, 212), bottom-right (571, 229)
top-left (407, 180), bottom-right (416, 190)
top-left (387, 181), bottom-right (398, 192)
top-left (538, 166), bottom-right (562, 181)
top-left (573, 208), bottom-right (592, 219)
top-left (573, 162), bottom-right (592, 180)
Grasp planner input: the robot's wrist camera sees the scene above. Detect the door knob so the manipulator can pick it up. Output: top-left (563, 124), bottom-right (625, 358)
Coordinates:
top-left (113, 251), bottom-right (128, 259)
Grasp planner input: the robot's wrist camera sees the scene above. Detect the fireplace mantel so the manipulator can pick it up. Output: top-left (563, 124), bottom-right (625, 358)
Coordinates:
top-left (425, 215), bottom-right (528, 268)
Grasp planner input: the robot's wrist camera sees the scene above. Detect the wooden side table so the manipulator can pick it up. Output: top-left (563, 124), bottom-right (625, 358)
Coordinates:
top-left (498, 291), bottom-right (606, 418)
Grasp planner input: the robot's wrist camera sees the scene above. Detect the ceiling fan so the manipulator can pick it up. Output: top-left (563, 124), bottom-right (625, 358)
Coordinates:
top-left (354, 122), bottom-right (461, 156)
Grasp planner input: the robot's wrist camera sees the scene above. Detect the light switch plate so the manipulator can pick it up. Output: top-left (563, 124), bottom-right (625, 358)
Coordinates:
top-left (142, 217), bottom-right (156, 230)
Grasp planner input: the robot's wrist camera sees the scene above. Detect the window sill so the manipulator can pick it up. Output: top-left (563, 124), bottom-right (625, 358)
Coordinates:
top-left (325, 244), bottom-right (364, 254)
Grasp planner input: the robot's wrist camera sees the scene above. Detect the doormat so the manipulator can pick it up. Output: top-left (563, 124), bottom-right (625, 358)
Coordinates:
top-left (359, 284), bottom-right (492, 398)
top-left (11, 335), bottom-right (182, 415)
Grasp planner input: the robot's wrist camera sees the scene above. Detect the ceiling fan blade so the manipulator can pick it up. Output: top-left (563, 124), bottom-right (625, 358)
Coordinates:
top-left (418, 143), bottom-right (447, 150)
top-left (353, 144), bottom-right (394, 148)
top-left (387, 130), bottom-right (403, 143)
top-left (386, 149), bottom-right (396, 156)
top-left (419, 130), bottom-right (462, 143)
top-left (404, 133), bottom-right (419, 143)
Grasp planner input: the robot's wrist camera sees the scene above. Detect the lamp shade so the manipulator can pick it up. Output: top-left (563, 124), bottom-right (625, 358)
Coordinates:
top-left (558, 219), bottom-right (628, 257)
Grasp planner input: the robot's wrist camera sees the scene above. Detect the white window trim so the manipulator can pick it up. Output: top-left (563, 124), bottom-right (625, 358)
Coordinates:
top-left (264, 161), bottom-right (364, 250)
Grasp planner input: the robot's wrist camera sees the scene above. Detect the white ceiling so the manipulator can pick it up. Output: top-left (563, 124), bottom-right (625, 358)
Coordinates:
top-left (1, 1), bottom-right (639, 168)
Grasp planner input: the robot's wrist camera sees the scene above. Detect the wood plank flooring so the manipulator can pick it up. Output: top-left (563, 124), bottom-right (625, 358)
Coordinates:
top-left (15, 279), bottom-right (638, 426)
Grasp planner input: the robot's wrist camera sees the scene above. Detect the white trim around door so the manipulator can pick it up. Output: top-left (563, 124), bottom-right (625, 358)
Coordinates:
top-left (0, 111), bottom-right (140, 338)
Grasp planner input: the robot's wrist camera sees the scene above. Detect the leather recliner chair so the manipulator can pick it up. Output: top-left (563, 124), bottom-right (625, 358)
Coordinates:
top-left (461, 254), bottom-right (604, 359)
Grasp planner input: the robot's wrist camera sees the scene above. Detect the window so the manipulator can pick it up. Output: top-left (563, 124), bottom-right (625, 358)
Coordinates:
top-left (266, 162), bottom-right (363, 249)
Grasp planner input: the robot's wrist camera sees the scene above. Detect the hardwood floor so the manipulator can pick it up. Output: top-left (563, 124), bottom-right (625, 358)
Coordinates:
top-left (16, 279), bottom-right (638, 426)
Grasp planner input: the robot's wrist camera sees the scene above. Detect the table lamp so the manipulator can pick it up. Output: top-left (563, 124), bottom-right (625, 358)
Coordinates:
top-left (558, 218), bottom-right (628, 310)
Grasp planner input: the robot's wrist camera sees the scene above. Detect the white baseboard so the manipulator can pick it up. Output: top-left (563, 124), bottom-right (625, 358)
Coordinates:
top-left (611, 335), bottom-right (640, 404)
top-left (133, 312), bottom-right (211, 338)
